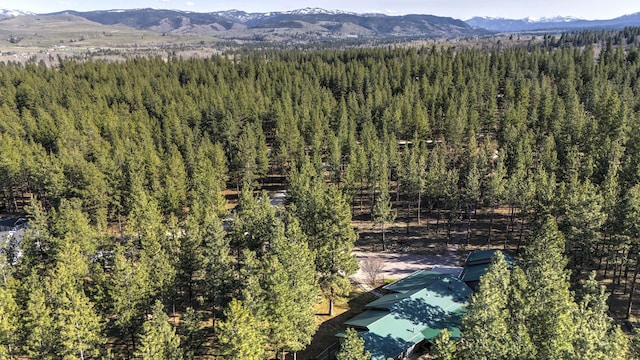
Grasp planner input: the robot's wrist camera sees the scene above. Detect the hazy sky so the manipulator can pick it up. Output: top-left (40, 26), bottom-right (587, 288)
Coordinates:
top-left (6, 0), bottom-right (640, 20)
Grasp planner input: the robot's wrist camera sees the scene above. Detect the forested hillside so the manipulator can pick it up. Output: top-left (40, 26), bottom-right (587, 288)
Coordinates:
top-left (0, 28), bottom-right (640, 358)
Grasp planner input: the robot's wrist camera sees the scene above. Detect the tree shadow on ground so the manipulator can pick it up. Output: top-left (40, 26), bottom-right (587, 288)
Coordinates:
top-left (296, 290), bottom-right (377, 360)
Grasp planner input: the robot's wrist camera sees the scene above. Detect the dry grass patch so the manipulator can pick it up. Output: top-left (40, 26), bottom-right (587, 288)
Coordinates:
top-left (297, 287), bottom-right (377, 359)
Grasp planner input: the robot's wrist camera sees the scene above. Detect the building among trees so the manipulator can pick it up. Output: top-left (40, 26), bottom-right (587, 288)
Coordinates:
top-left (0, 217), bottom-right (27, 232)
top-left (339, 270), bottom-right (472, 360)
top-left (460, 249), bottom-right (515, 289)
top-left (338, 250), bottom-right (515, 359)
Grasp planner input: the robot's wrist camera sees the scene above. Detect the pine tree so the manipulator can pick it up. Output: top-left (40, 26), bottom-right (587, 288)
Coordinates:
top-left (200, 208), bottom-right (233, 327)
top-left (136, 300), bottom-right (183, 360)
top-left (336, 328), bottom-right (370, 360)
top-left (191, 139), bottom-right (227, 218)
top-left (573, 271), bottom-right (629, 360)
top-left (54, 284), bottom-right (104, 360)
top-left (230, 187), bottom-right (276, 254)
top-left (23, 278), bottom-right (56, 359)
top-left (399, 135), bottom-right (427, 224)
top-left (432, 328), bottom-right (458, 360)
top-left (216, 299), bottom-right (266, 360)
top-left (109, 246), bottom-right (150, 354)
top-left (461, 252), bottom-right (512, 359)
top-left (0, 281), bottom-right (17, 357)
top-left (621, 184), bottom-right (640, 319)
top-left (233, 124), bottom-right (259, 189)
top-left (163, 145), bottom-right (188, 217)
top-left (522, 216), bottom-right (576, 359)
top-left (558, 177), bottom-right (606, 281)
top-left (264, 215), bottom-right (319, 358)
top-left (463, 156), bottom-right (481, 242)
top-left (315, 186), bottom-right (359, 315)
top-left (48, 239), bottom-right (104, 360)
top-left (485, 154), bottom-right (506, 243)
top-left (506, 267), bottom-right (536, 360)
top-left (179, 307), bottom-right (203, 360)
top-left (288, 161), bottom-right (358, 315)
top-left (372, 154), bottom-right (395, 251)
top-left (128, 178), bottom-right (175, 304)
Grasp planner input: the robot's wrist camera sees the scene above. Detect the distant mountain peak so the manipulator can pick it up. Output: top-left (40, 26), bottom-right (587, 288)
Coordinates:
top-left (467, 15), bottom-right (581, 23)
top-left (283, 7), bottom-right (354, 16)
top-left (466, 13), bottom-right (640, 32)
top-left (14, 7), bottom-right (482, 40)
top-left (523, 16), bottom-right (580, 23)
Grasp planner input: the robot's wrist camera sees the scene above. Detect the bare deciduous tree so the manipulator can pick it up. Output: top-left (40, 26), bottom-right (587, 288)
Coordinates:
top-left (361, 256), bottom-right (385, 287)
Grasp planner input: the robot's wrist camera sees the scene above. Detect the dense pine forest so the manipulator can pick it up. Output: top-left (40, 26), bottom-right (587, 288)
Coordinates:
top-left (1, 27), bottom-right (640, 359)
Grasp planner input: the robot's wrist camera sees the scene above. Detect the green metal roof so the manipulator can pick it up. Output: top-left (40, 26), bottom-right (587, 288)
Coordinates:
top-left (342, 273), bottom-right (472, 360)
top-left (464, 249), bottom-right (515, 266)
top-left (461, 250), bottom-right (516, 284)
top-left (464, 249), bottom-right (500, 265)
top-left (382, 269), bottom-right (444, 294)
top-left (460, 263), bottom-right (491, 283)
top-left (421, 307), bottom-right (466, 342)
top-left (344, 310), bottom-right (389, 329)
top-left (365, 291), bottom-right (414, 310)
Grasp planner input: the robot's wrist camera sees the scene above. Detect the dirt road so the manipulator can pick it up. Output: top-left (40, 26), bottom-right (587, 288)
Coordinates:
top-left (351, 245), bottom-right (463, 284)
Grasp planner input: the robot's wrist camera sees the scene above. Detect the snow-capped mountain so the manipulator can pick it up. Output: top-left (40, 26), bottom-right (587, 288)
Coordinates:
top-left (213, 8), bottom-right (358, 23)
top-left (466, 13), bottom-right (640, 32)
top-left (283, 8), bottom-right (354, 16)
top-left (42, 7), bottom-right (477, 38)
top-left (522, 16), bottom-right (580, 23)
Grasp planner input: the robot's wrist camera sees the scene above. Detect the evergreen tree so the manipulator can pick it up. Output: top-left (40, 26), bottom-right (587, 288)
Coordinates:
top-left (506, 267), bottom-right (536, 360)
top-left (0, 281), bottom-right (18, 357)
top-left (461, 252), bottom-right (512, 359)
top-left (621, 184), bottom-right (640, 319)
top-left (463, 156), bottom-right (481, 237)
top-left (22, 278), bottom-right (55, 359)
top-left (191, 139), bottom-right (227, 218)
top-left (264, 214), bottom-right (319, 358)
top-left (200, 207), bottom-right (233, 327)
top-left (179, 307), bottom-right (203, 360)
top-left (372, 154), bottom-right (395, 251)
top-left (573, 272), bottom-right (629, 360)
top-left (230, 187), bottom-right (276, 254)
top-left (315, 186), bottom-right (359, 315)
top-left (48, 238), bottom-right (104, 360)
top-left (522, 216), bottom-right (576, 359)
top-left (399, 135), bottom-right (427, 224)
top-left (216, 299), bottom-right (266, 360)
top-left (288, 160), bottom-right (358, 315)
top-left (337, 328), bottom-right (370, 360)
top-left (136, 300), bottom-right (183, 360)
top-left (163, 145), bottom-right (188, 217)
top-left (109, 246), bottom-right (149, 354)
top-left (485, 154), bottom-right (507, 243)
top-left (432, 328), bottom-right (458, 360)
top-left (559, 177), bottom-right (606, 281)
top-left (54, 284), bottom-right (104, 360)
top-left (127, 178), bottom-right (175, 304)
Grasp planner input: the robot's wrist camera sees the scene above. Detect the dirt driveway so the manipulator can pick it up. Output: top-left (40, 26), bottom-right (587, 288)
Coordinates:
top-left (351, 245), bottom-right (463, 284)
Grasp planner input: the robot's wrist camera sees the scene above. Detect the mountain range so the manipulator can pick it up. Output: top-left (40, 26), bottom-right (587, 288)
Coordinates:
top-left (0, 7), bottom-right (638, 44)
top-left (466, 13), bottom-right (640, 32)
top-left (21, 8), bottom-right (475, 40)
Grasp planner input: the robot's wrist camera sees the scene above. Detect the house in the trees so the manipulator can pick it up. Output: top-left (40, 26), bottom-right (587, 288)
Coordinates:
top-left (0, 217), bottom-right (27, 264)
top-left (339, 270), bottom-right (472, 360)
top-left (0, 217), bottom-right (27, 232)
top-left (459, 249), bottom-right (515, 290)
